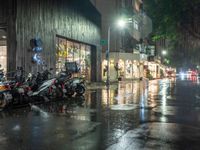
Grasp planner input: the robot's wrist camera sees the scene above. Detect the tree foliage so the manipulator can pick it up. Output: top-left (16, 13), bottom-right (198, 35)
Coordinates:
top-left (144, 0), bottom-right (200, 68)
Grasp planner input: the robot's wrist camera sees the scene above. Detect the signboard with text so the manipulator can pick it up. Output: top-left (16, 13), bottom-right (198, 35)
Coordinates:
top-left (135, 44), bottom-right (155, 56)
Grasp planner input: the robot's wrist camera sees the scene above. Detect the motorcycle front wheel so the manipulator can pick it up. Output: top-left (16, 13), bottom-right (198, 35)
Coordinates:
top-left (75, 85), bottom-right (85, 96)
top-left (66, 89), bottom-right (74, 97)
top-left (52, 88), bottom-right (63, 98)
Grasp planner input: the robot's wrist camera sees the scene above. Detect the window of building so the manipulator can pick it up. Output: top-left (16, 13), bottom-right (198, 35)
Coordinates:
top-left (0, 29), bottom-right (7, 73)
top-left (56, 36), bottom-right (91, 81)
top-left (125, 60), bottom-right (133, 78)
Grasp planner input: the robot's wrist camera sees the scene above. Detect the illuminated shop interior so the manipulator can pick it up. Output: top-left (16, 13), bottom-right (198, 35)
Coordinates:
top-left (0, 29), bottom-right (7, 73)
top-left (56, 36), bottom-right (91, 81)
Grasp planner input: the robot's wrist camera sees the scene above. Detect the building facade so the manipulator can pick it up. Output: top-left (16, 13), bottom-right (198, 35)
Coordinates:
top-left (0, 0), bottom-right (102, 82)
top-left (91, 0), bottom-right (153, 81)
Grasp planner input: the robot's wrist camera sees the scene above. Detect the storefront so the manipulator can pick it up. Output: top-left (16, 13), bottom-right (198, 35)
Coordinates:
top-left (118, 59), bottom-right (125, 78)
top-left (56, 36), bottom-right (92, 81)
top-left (0, 29), bottom-right (7, 72)
top-left (102, 52), bottom-right (142, 81)
top-left (125, 60), bottom-right (133, 79)
top-left (148, 62), bottom-right (158, 79)
top-left (0, 0), bottom-right (102, 82)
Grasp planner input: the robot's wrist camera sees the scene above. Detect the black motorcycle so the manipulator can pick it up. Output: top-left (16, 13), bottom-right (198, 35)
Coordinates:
top-left (0, 69), bottom-right (5, 82)
top-left (0, 82), bottom-right (13, 109)
top-left (64, 76), bottom-right (85, 96)
top-left (63, 61), bottom-right (86, 96)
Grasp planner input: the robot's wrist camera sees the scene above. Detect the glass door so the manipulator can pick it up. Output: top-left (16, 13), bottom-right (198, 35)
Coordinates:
top-left (56, 36), bottom-right (91, 81)
top-left (0, 29), bottom-right (7, 73)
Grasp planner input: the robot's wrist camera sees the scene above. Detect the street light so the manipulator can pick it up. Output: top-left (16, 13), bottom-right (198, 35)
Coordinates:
top-left (162, 50), bottom-right (167, 56)
top-left (161, 50), bottom-right (167, 65)
top-left (117, 19), bottom-right (126, 28)
top-left (106, 19), bottom-right (127, 86)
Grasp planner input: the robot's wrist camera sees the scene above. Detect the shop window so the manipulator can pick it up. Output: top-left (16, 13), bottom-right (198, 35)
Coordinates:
top-left (125, 60), bottom-right (132, 78)
top-left (102, 60), bottom-right (108, 79)
top-left (118, 59), bottom-right (125, 78)
top-left (0, 29), bottom-right (7, 73)
top-left (56, 36), bottom-right (91, 81)
top-left (0, 46), bottom-right (7, 72)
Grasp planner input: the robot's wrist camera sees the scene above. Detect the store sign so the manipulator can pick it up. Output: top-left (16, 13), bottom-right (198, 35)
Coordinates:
top-left (136, 44), bottom-right (155, 56)
top-left (100, 39), bottom-right (107, 46)
top-left (135, 44), bottom-right (146, 54)
top-left (135, 44), bottom-right (140, 53)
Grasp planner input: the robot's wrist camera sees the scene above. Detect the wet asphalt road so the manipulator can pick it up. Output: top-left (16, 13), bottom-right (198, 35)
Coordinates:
top-left (1, 77), bottom-right (200, 149)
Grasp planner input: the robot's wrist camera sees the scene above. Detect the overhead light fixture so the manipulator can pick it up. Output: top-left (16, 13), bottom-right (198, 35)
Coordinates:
top-left (2, 36), bottom-right (6, 39)
top-left (117, 19), bottom-right (126, 28)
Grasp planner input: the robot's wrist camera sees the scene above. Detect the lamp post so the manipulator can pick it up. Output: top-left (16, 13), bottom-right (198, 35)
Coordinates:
top-left (162, 50), bottom-right (167, 56)
top-left (106, 26), bottom-right (111, 86)
top-left (106, 19), bottom-right (126, 86)
top-left (161, 50), bottom-right (167, 64)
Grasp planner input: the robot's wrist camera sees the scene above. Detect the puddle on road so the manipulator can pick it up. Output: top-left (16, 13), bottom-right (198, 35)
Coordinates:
top-left (0, 79), bottom-right (179, 150)
top-left (107, 122), bottom-right (200, 150)
top-left (110, 104), bottom-right (138, 111)
top-left (153, 106), bottom-right (178, 116)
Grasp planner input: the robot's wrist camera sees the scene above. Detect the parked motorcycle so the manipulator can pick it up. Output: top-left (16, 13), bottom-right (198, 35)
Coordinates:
top-left (0, 69), bottom-right (5, 82)
top-left (9, 67), bottom-right (32, 104)
top-left (31, 70), bottom-right (70, 99)
top-left (53, 71), bottom-right (72, 98)
top-left (64, 77), bottom-right (85, 96)
top-left (0, 63), bottom-right (86, 109)
top-left (10, 80), bottom-right (32, 105)
top-left (64, 61), bottom-right (86, 96)
top-left (0, 82), bottom-right (13, 109)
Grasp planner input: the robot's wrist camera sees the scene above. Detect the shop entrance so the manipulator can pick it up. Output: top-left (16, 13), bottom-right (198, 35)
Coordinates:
top-left (0, 29), bottom-right (7, 73)
top-left (56, 36), bottom-right (91, 81)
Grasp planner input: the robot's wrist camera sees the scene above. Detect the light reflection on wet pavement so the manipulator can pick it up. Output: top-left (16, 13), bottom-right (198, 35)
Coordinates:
top-left (2, 78), bottom-right (200, 149)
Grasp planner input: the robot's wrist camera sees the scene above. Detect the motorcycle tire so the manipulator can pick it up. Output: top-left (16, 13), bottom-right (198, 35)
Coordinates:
top-left (0, 94), bottom-right (7, 109)
top-left (53, 88), bottom-right (63, 98)
top-left (66, 88), bottom-right (74, 97)
top-left (75, 85), bottom-right (85, 96)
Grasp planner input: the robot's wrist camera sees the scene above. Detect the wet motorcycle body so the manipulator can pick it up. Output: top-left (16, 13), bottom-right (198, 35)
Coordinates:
top-left (31, 78), bottom-right (56, 97)
top-left (30, 71), bottom-right (67, 99)
top-left (65, 77), bottom-right (85, 96)
top-left (11, 82), bottom-right (32, 104)
top-left (0, 82), bottom-right (13, 108)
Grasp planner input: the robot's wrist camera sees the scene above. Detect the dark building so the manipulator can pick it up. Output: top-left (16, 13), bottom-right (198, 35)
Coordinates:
top-left (0, 0), bottom-right (102, 82)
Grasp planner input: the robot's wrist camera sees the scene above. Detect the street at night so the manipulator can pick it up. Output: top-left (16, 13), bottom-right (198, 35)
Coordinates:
top-left (1, 77), bottom-right (200, 149)
top-left (1, 0), bottom-right (200, 149)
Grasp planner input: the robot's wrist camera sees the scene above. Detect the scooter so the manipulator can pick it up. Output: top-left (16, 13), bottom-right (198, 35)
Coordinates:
top-left (31, 78), bottom-right (56, 98)
top-left (64, 77), bottom-right (85, 96)
top-left (0, 82), bottom-right (13, 109)
top-left (31, 70), bottom-right (73, 99)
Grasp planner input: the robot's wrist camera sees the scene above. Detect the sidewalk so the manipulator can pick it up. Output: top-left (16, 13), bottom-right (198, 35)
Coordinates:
top-left (86, 81), bottom-right (118, 90)
top-left (86, 78), bottom-right (145, 90)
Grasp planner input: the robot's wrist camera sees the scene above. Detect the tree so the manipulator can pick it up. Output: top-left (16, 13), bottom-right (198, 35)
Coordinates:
top-left (144, 0), bottom-right (200, 68)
